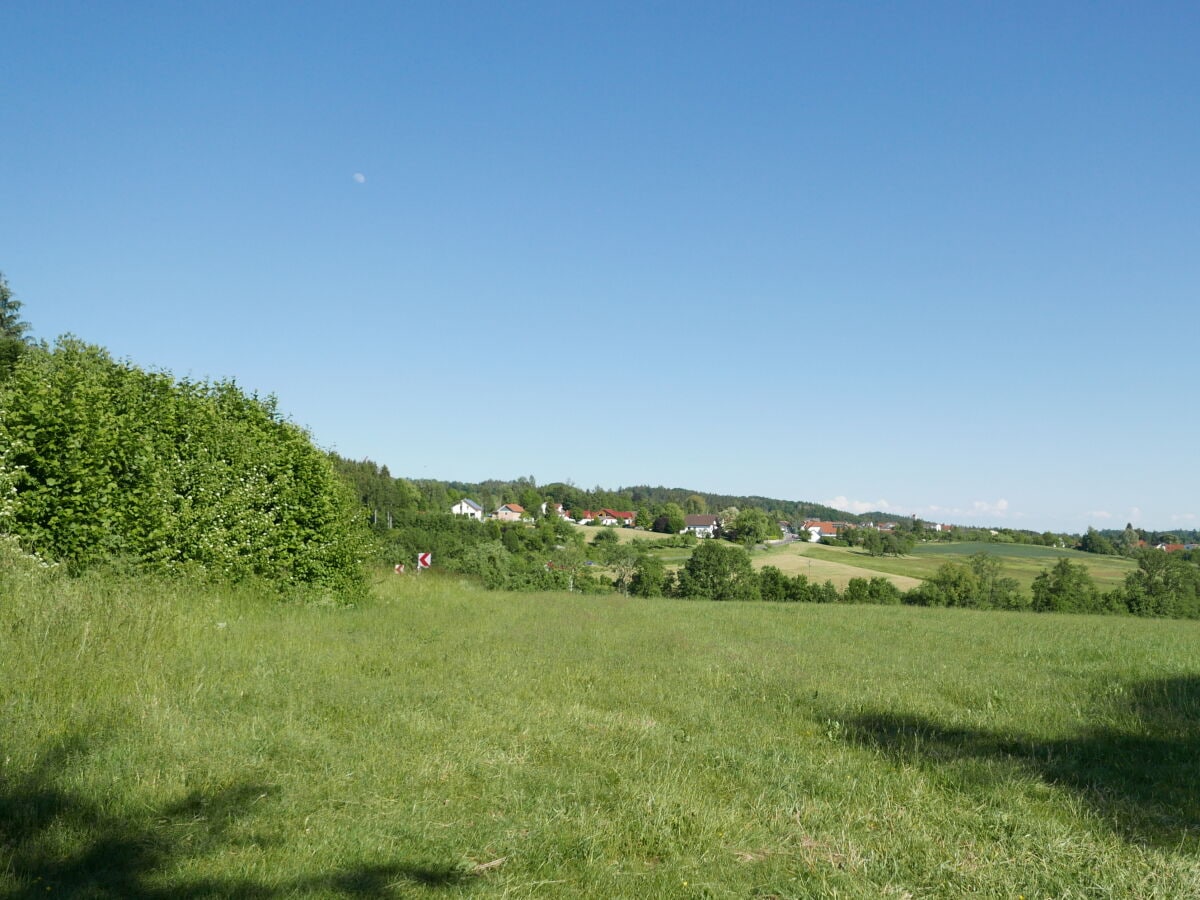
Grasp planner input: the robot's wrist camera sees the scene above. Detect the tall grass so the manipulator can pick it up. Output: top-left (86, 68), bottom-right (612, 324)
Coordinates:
top-left (2, 564), bottom-right (1198, 896)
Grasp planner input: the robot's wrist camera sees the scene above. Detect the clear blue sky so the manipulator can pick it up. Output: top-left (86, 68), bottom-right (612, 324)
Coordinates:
top-left (3, 2), bottom-right (1197, 533)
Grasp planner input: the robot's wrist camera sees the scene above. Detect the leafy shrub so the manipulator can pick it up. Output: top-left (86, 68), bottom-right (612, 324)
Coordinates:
top-left (845, 576), bottom-right (902, 605)
top-left (591, 527), bottom-right (619, 547)
top-left (630, 554), bottom-right (667, 597)
top-left (865, 576), bottom-right (902, 604)
top-left (1031, 559), bottom-right (1103, 613)
top-left (757, 565), bottom-right (791, 602)
top-left (459, 540), bottom-right (512, 589)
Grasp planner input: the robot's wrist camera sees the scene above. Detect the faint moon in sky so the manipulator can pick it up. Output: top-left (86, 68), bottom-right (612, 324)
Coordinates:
top-left (353, 172), bottom-right (366, 183)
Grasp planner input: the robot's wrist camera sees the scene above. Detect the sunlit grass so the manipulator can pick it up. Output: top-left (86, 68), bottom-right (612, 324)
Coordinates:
top-left (569, 523), bottom-right (674, 544)
top-left (2, 566), bottom-right (1197, 896)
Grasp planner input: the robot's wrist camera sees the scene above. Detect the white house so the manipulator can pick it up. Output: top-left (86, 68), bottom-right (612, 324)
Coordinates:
top-left (540, 502), bottom-right (571, 520)
top-left (684, 514), bottom-right (720, 538)
top-left (450, 498), bottom-right (484, 520)
top-left (803, 520), bottom-right (839, 542)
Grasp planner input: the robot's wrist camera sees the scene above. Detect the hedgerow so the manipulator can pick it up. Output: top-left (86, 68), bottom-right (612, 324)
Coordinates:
top-left (0, 338), bottom-right (367, 595)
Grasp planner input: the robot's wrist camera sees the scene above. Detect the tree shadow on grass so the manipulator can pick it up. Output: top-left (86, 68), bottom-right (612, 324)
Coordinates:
top-left (842, 676), bottom-right (1200, 850)
top-left (0, 736), bottom-right (472, 898)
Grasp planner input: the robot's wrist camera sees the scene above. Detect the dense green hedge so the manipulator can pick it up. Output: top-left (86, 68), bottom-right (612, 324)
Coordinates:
top-left (0, 338), bottom-right (367, 594)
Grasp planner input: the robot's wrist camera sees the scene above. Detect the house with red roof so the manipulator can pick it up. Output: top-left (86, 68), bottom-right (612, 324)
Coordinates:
top-left (802, 520), bottom-right (840, 542)
top-left (494, 503), bottom-right (526, 522)
top-left (603, 508), bottom-right (636, 527)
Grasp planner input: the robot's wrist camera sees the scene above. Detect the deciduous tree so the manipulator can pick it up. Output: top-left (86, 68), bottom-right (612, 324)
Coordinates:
top-left (733, 507), bottom-right (775, 547)
top-left (677, 540), bottom-right (758, 601)
top-left (605, 543), bottom-right (640, 594)
top-left (660, 503), bottom-right (686, 535)
top-left (1119, 550), bottom-right (1200, 618)
top-left (1079, 527), bottom-right (1117, 555)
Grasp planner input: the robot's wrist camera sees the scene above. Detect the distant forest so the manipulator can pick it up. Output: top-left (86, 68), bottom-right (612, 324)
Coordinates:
top-left (333, 455), bottom-right (882, 529)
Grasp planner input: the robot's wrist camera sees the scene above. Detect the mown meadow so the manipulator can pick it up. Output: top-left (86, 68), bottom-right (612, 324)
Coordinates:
top-left (772, 541), bottom-right (1136, 593)
top-left (3, 563), bottom-right (1197, 898)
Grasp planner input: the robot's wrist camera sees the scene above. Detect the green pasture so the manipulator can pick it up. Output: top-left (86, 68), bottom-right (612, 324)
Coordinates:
top-left (785, 541), bottom-right (1137, 592)
top-left (2, 568), bottom-right (1197, 897)
top-left (644, 548), bottom-right (696, 567)
top-left (914, 541), bottom-right (1084, 559)
top-left (751, 543), bottom-right (924, 591)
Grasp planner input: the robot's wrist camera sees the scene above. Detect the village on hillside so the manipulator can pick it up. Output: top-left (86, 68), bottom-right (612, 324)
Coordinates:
top-left (448, 498), bottom-right (954, 544)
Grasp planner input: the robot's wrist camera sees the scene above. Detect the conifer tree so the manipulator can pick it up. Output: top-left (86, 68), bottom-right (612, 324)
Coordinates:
top-left (0, 273), bottom-right (30, 341)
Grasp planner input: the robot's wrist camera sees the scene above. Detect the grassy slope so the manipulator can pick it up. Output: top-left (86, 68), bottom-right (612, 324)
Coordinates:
top-left (2, 570), bottom-right (1197, 897)
top-left (569, 523), bottom-right (674, 544)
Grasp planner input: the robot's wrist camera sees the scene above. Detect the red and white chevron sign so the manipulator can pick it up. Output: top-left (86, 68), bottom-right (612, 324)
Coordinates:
top-left (417, 552), bottom-right (432, 569)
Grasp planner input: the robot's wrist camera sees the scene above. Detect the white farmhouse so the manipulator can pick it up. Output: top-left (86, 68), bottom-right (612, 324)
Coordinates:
top-left (451, 498), bottom-right (484, 521)
top-left (684, 514), bottom-right (720, 538)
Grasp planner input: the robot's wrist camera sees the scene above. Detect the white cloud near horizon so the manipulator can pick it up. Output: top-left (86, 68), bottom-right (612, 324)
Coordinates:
top-left (821, 496), bottom-right (895, 515)
top-left (1088, 510), bottom-right (1113, 520)
top-left (820, 496), bottom-right (1023, 525)
top-left (971, 498), bottom-right (1009, 516)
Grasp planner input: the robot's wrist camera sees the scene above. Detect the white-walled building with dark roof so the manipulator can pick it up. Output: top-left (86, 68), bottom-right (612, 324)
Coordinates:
top-left (451, 498), bottom-right (484, 520)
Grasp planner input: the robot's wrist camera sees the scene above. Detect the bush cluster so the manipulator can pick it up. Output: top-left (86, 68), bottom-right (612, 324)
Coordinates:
top-left (381, 512), bottom-right (609, 593)
top-left (909, 552), bottom-right (1199, 619)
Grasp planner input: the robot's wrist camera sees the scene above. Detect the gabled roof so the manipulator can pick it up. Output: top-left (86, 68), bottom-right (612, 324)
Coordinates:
top-left (456, 498), bottom-right (482, 511)
top-left (804, 520), bottom-right (839, 535)
top-left (685, 514), bottom-right (719, 527)
top-left (499, 503), bottom-right (525, 513)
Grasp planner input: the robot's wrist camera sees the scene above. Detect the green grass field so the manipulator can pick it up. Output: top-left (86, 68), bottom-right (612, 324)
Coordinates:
top-left (751, 544), bottom-right (925, 591)
top-left (3, 568), bottom-right (1197, 897)
top-left (783, 541), bottom-right (1137, 592)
